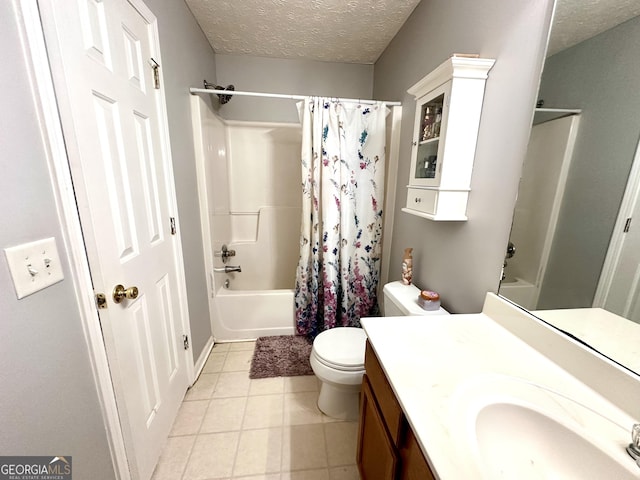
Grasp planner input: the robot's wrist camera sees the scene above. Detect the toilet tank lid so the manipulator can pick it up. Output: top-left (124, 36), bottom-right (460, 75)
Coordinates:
top-left (383, 281), bottom-right (450, 315)
top-left (313, 327), bottom-right (367, 368)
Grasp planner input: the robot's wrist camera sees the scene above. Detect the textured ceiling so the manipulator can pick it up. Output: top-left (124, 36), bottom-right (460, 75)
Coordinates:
top-left (184, 0), bottom-right (421, 64)
top-left (548, 0), bottom-right (640, 56)
top-left (185, 0), bottom-right (640, 64)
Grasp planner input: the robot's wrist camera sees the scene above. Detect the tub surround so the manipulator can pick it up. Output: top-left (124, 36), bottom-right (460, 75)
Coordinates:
top-left (361, 293), bottom-right (640, 478)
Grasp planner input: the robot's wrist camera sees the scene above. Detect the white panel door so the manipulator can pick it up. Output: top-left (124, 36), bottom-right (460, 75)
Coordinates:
top-left (600, 141), bottom-right (640, 324)
top-left (39, 1), bottom-right (191, 479)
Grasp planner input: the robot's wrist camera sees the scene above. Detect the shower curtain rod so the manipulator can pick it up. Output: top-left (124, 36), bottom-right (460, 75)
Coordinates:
top-left (189, 87), bottom-right (402, 106)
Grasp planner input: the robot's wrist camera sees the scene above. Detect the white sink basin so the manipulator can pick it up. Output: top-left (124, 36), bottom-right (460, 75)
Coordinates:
top-left (451, 375), bottom-right (638, 479)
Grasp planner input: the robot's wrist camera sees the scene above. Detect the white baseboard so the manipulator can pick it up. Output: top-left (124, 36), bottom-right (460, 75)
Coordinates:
top-left (192, 336), bottom-right (214, 385)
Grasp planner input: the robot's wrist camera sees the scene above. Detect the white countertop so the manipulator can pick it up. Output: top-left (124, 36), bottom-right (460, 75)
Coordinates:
top-left (533, 307), bottom-right (640, 373)
top-left (361, 300), bottom-right (636, 479)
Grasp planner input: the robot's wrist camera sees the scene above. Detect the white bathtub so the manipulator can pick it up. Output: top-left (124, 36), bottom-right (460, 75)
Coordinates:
top-left (213, 287), bottom-right (296, 341)
top-left (499, 277), bottom-right (538, 310)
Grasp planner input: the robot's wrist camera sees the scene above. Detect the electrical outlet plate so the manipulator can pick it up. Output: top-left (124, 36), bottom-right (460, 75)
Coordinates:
top-left (4, 237), bottom-right (65, 299)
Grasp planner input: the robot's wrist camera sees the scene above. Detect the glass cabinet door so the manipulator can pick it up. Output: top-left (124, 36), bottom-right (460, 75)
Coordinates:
top-left (409, 83), bottom-right (450, 187)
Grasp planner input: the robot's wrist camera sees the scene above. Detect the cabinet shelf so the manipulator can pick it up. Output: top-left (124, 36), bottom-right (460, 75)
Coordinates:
top-left (404, 55), bottom-right (494, 221)
top-left (419, 137), bottom-right (440, 145)
top-left (401, 207), bottom-right (467, 222)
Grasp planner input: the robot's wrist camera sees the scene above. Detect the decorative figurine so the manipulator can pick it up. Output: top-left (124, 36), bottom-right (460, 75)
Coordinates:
top-left (402, 248), bottom-right (413, 285)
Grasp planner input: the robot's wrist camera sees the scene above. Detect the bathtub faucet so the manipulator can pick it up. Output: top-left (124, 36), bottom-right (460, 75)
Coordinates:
top-left (214, 265), bottom-right (242, 274)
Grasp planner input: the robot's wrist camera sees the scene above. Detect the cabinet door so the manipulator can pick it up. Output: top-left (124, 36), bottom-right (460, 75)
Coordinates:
top-left (357, 375), bottom-right (398, 480)
top-left (398, 426), bottom-right (436, 480)
top-left (408, 82), bottom-right (452, 188)
top-left (364, 342), bottom-right (404, 444)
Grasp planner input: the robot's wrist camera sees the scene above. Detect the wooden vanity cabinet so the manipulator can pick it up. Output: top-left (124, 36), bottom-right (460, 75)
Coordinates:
top-left (357, 341), bottom-right (436, 480)
top-left (358, 376), bottom-right (398, 479)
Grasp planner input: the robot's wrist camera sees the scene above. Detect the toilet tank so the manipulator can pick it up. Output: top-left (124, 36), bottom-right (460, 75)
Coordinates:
top-left (382, 281), bottom-right (449, 316)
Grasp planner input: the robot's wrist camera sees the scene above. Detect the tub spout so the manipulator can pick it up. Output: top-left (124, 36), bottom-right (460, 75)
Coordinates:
top-left (214, 265), bottom-right (242, 273)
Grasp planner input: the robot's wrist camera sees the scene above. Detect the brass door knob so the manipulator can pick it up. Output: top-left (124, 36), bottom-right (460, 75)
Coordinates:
top-left (113, 284), bottom-right (139, 303)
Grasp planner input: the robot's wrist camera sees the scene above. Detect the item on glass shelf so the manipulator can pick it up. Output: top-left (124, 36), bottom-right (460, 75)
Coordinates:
top-left (421, 106), bottom-right (435, 141)
top-left (433, 107), bottom-right (443, 137)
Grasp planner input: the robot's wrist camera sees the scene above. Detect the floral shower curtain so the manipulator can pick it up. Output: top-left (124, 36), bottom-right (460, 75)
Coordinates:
top-left (295, 97), bottom-right (386, 338)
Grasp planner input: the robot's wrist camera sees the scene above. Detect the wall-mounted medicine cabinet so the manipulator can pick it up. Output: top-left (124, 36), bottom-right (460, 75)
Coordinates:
top-left (402, 55), bottom-right (495, 221)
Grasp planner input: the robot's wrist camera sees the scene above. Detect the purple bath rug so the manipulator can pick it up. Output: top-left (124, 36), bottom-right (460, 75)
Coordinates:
top-left (249, 335), bottom-right (314, 379)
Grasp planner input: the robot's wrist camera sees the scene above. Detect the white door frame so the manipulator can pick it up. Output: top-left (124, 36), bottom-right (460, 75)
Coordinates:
top-left (379, 106), bottom-right (402, 294)
top-left (191, 96), bottom-right (220, 335)
top-left (594, 137), bottom-right (640, 307)
top-left (15, 1), bottom-right (195, 477)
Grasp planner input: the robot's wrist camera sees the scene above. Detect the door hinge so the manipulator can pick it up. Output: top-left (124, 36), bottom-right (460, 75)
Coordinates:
top-left (170, 217), bottom-right (176, 235)
top-left (150, 58), bottom-right (160, 89)
top-left (624, 217), bottom-right (632, 233)
top-left (95, 292), bottom-right (108, 309)
top-left (183, 335), bottom-right (190, 350)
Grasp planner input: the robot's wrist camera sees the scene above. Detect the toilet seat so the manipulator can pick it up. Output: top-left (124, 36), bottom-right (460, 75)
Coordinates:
top-left (312, 327), bottom-right (367, 371)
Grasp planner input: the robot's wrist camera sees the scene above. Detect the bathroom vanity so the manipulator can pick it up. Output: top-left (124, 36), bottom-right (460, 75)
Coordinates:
top-left (358, 294), bottom-right (640, 479)
top-left (357, 341), bottom-right (435, 479)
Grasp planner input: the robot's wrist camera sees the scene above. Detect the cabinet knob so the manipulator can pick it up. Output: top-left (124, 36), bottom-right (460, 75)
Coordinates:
top-left (412, 141), bottom-right (417, 146)
top-left (415, 197), bottom-right (421, 203)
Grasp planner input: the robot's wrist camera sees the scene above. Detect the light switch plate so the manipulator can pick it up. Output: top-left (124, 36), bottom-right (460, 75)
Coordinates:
top-left (4, 237), bottom-right (65, 299)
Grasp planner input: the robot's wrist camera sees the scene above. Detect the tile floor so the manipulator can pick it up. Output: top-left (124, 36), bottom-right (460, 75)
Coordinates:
top-left (152, 341), bottom-right (361, 480)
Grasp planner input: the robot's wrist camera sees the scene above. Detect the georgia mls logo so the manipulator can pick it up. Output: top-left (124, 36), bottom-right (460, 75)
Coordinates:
top-left (0, 456), bottom-right (72, 479)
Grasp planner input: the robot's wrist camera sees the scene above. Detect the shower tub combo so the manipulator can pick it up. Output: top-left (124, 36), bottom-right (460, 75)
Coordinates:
top-left (191, 94), bottom-right (402, 341)
top-left (191, 96), bottom-right (300, 340)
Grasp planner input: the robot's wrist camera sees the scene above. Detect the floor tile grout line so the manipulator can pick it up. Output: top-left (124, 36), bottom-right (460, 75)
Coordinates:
top-left (321, 404), bottom-right (331, 472)
top-left (229, 343), bottom-right (256, 478)
top-left (179, 348), bottom-right (228, 480)
top-left (175, 434), bottom-right (197, 480)
top-left (279, 369), bottom-right (286, 475)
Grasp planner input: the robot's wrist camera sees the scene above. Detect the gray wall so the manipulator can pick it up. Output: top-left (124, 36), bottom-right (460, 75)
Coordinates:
top-left (144, 0), bottom-right (218, 358)
top-left (215, 54), bottom-right (374, 123)
top-left (374, 0), bottom-right (555, 313)
top-left (0, 3), bottom-right (115, 478)
top-left (537, 16), bottom-right (640, 308)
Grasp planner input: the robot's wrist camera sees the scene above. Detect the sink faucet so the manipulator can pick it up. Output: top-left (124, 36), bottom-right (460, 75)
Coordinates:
top-left (627, 423), bottom-right (640, 468)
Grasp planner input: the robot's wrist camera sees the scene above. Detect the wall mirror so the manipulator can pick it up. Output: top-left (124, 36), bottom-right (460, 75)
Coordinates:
top-left (499, 2), bottom-right (640, 374)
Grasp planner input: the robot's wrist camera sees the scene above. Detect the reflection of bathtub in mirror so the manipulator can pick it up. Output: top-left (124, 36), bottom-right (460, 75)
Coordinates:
top-left (499, 277), bottom-right (536, 311)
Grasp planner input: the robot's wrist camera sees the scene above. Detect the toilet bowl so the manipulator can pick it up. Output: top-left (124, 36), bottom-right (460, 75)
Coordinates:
top-left (310, 327), bottom-right (367, 420)
top-left (310, 281), bottom-right (450, 420)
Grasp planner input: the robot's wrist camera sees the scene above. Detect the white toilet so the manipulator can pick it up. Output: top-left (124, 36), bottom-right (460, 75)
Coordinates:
top-left (309, 281), bottom-right (449, 420)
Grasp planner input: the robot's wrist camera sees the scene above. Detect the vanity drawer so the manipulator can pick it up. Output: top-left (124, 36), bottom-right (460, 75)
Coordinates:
top-left (364, 341), bottom-right (404, 445)
top-left (406, 187), bottom-right (437, 215)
